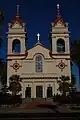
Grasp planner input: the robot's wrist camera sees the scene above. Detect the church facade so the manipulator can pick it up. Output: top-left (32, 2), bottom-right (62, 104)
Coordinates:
top-left (7, 4), bottom-right (71, 98)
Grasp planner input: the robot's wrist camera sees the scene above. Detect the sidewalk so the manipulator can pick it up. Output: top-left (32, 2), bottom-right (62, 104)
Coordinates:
top-left (0, 107), bottom-right (54, 113)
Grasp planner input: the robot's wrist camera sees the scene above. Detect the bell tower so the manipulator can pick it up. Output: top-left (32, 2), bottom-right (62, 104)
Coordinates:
top-left (7, 5), bottom-right (27, 58)
top-left (49, 4), bottom-right (71, 80)
top-left (50, 4), bottom-right (70, 54)
top-left (7, 5), bottom-right (27, 86)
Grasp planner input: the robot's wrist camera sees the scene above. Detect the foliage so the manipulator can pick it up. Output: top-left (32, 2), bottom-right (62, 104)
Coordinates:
top-left (9, 74), bottom-right (22, 96)
top-left (53, 75), bottom-right (78, 105)
top-left (0, 9), bottom-right (4, 25)
top-left (53, 94), bottom-right (71, 104)
top-left (53, 93), bottom-right (80, 104)
top-left (0, 37), bottom-right (3, 48)
top-left (0, 60), bottom-right (6, 85)
top-left (70, 40), bottom-right (80, 82)
top-left (70, 40), bottom-right (80, 65)
top-left (0, 93), bottom-right (22, 105)
top-left (71, 74), bottom-right (76, 86)
top-left (0, 9), bottom-right (4, 48)
top-left (57, 75), bottom-right (71, 96)
top-left (1, 84), bottom-right (9, 93)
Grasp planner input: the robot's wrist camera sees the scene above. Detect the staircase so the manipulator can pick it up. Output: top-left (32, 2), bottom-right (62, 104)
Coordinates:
top-left (19, 98), bottom-right (53, 108)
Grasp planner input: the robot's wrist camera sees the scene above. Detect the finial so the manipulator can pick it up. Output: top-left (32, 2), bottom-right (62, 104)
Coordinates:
top-left (16, 5), bottom-right (19, 17)
top-left (37, 33), bottom-right (40, 43)
top-left (56, 4), bottom-right (61, 18)
top-left (57, 4), bottom-right (59, 9)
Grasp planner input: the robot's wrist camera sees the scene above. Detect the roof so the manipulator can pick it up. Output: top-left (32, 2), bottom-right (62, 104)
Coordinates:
top-left (11, 16), bottom-right (23, 26)
top-left (28, 41), bottom-right (50, 51)
top-left (10, 5), bottom-right (23, 27)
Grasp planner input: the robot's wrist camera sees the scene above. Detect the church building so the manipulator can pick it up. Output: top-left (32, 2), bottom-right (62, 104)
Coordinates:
top-left (7, 4), bottom-right (71, 98)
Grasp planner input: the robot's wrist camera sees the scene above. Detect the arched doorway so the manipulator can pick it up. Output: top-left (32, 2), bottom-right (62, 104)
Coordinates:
top-left (25, 87), bottom-right (31, 98)
top-left (47, 86), bottom-right (52, 98)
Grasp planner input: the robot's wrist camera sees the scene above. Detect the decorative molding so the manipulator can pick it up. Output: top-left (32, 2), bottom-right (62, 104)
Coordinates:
top-left (7, 53), bottom-right (25, 56)
top-left (49, 51), bottom-right (70, 59)
top-left (56, 60), bottom-right (67, 72)
top-left (49, 51), bottom-right (70, 56)
top-left (20, 77), bottom-right (58, 79)
top-left (10, 60), bottom-right (22, 72)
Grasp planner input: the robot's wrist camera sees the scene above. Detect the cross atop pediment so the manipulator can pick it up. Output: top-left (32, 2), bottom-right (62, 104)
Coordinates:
top-left (37, 33), bottom-right (40, 42)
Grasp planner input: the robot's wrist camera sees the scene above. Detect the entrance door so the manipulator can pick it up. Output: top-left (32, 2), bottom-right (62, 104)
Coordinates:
top-left (36, 86), bottom-right (43, 98)
top-left (25, 87), bottom-right (31, 98)
top-left (47, 87), bottom-right (52, 98)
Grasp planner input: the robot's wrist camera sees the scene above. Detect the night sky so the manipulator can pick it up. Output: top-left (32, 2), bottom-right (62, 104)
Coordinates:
top-left (0, 0), bottom-right (79, 89)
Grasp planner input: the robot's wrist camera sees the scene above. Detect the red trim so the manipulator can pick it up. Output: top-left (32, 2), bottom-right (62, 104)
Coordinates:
top-left (11, 16), bottom-right (23, 26)
top-left (7, 51), bottom-right (28, 57)
top-left (49, 51), bottom-right (70, 56)
top-left (53, 17), bottom-right (66, 27)
top-left (7, 53), bottom-right (25, 56)
top-left (34, 42), bottom-right (49, 50)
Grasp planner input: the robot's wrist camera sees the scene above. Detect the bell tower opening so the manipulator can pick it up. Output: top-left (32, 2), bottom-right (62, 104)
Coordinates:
top-left (57, 38), bottom-right (65, 52)
top-left (12, 39), bottom-right (21, 53)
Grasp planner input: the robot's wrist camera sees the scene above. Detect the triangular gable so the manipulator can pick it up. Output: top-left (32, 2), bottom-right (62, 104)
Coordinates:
top-left (10, 16), bottom-right (23, 28)
top-left (53, 17), bottom-right (66, 27)
top-left (11, 21), bottom-right (23, 28)
top-left (26, 43), bottom-right (51, 59)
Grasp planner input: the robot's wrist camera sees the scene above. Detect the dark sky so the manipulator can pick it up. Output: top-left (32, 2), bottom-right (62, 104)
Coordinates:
top-left (0, 0), bottom-right (79, 89)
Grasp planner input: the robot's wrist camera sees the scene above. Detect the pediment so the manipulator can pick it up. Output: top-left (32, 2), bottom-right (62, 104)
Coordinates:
top-left (55, 20), bottom-right (65, 27)
top-left (12, 21), bottom-right (22, 28)
top-left (26, 44), bottom-right (51, 59)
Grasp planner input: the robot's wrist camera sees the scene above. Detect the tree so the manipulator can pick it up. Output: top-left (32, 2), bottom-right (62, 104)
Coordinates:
top-left (0, 9), bottom-right (5, 85)
top-left (9, 74), bottom-right (22, 96)
top-left (57, 75), bottom-right (71, 96)
top-left (1, 84), bottom-right (9, 93)
top-left (0, 59), bottom-right (6, 86)
top-left (70, 40), bottom-right (80, 83)
top-left (0, 9), bottom-right (4, 48)
top-left (71, 74), bottom-right (76, 86)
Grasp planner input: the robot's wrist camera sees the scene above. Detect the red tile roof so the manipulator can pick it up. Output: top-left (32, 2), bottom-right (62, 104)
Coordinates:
top-left (11, 16), bottom-right (23, 26)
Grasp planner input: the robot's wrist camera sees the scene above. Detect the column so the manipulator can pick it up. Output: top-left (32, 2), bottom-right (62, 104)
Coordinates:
top-left (34, 82), bottom-right (36, 98)
top-left (53, 82), bottom-right (55, 96)
top-left (21, 81), bottom-right (26, 98)
top-left (32, 81), bottom-right (34, 98)
top-left (54, 81), bottom-right (57, 95)
top-left (43, 81), bottom-right (46, 98)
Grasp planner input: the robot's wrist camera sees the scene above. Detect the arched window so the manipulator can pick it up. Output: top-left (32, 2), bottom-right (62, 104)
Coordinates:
top-left (35, 55), bottom-right (43, 72)
top-left (12, 39), bottom-right (21, 53)
top-left (57, 38), bottom-right (65, 52)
